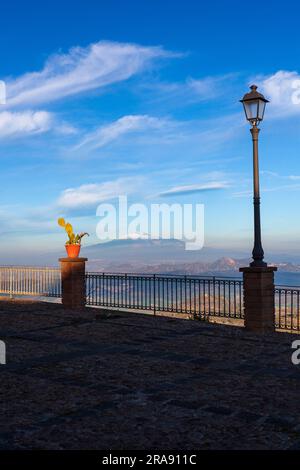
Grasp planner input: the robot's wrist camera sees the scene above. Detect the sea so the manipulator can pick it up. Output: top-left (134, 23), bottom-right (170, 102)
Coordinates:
top-left (208, 271), bottom-right (300, 287)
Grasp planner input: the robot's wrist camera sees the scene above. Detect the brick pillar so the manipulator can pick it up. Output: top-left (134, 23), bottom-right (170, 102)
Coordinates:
top-left (59, 257), bottom-right (87, 309)
top-left (239, 266), bottom-right (277, 333)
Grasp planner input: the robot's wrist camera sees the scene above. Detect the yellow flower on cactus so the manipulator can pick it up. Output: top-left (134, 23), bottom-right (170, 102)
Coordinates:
top-left (65, 223), bottom-right (73, 235)
top-left (58, 218), bottom-right (89, 247)
top-left (57, 217), bottom-right (66, 227)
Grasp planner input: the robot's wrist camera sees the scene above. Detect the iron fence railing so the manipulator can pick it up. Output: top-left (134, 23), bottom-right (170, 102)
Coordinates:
top-left (86, 273), bottom-right (244, 319)
top-left (0, 266), bottom-right (61, 297)
top-left (275, 286), bottom-right (300, 331)
top-left (1, 266), bottom-right (300, 332)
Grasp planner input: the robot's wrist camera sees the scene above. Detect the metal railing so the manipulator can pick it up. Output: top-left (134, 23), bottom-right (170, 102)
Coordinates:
top-left (1, 266), bottom-right (300, 332)
top-left (0, 266), bottom-right (61, 297)
top-left (86, 273), bottom-right (244, 319)
top-left (275, 286), bottom-right (300, 331)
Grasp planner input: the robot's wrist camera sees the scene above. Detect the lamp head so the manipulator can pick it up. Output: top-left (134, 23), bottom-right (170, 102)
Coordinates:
top-left (240, 85), bottom-right (269, 125)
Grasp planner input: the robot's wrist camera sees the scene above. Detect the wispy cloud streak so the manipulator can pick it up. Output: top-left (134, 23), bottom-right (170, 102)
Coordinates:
top-left (158, 182), bottom-right (229, 197)
top-left (74, 114), bottom-right (167, 151)
top-left (5, 41), bottom-right (175, 108)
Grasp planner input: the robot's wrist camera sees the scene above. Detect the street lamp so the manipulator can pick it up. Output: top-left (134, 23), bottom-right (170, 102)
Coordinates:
top-left (240, 85), bottom-right (269, 267)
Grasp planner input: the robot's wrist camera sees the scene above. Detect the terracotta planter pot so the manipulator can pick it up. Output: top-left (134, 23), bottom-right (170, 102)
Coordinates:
top-left (65, 244), bottom-right (81, 258)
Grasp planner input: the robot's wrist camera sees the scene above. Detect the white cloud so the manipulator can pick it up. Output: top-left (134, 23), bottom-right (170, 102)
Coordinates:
top-left (258, 70), bottom-right (300, 117)
top-left (5, 41), bottom-right (174, 108)
top-left (234, 172), bottom-right (300, 198)
top-left (74, 114), bottom-right (167, 150)
top-left (140, 73), bottom-right (236, 106)
top-left (74, 112), bottom-right (242, 155)
top-left (55, 122), bottom-right (78, 135)
top-left (288, 175), bottom-right (300, 180)
top-left (259, 172), bottom-right (300, 182)
top-left (234, 183), bottom-right (300, 197)
top-left (0, 81), bottom-right (6, 105)
top-left (260, 170), bottom-right (279, 178)
top-left (119, 231), bottom-right (149, 240)
top-left (158, 182), bottom-right (229, 197)
top-left (0, 203), bottom-right (55, 237)
top-left (58, 178), bottom-right (139, 209)
top-left (186, 74), bottom-right (234, 99)
top-left (0, 111), bottom-right (52, 137)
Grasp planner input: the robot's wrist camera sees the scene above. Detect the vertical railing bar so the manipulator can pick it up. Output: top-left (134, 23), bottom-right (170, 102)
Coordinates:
top-left (291, 289), bottom-right (294, 330)
top-left (153, 274), bottom-right (156, 315)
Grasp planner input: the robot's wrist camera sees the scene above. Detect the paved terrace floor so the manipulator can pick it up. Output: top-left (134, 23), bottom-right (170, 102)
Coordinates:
top-left (1, 299), bottom-right (300, 450)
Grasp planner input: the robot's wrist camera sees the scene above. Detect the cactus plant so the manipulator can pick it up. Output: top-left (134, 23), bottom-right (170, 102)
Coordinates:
top-left (57, 218), bottom-right (89, 245)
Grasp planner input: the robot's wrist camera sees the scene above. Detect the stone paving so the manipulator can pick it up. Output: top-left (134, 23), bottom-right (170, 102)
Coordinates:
top-left (1, 299), bottom-right (300, 450)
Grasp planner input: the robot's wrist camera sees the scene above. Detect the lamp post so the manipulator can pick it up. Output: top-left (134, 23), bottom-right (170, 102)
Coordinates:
top-left (239, 85), bottom-right (277, 333)
top-left (240, 85), bottom-right (269, 267)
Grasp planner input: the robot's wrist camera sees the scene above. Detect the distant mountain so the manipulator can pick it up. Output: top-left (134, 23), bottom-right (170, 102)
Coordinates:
top-left (1, 237), bottom-right (299, 274)
top-left (276, 262), bottom-right (300, 272)
top-left (210, 257), bottom-right (240, 271)
top-left (82, 239), bottom-right (249, 268)
top-left (81, 240), bottom-right (300, 275)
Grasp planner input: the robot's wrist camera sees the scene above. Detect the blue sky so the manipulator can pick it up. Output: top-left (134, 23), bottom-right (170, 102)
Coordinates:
top-left (1, 0), bottom-right (300, 261)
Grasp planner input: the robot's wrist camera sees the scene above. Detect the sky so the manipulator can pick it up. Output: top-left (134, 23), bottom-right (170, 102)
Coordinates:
top-left (1, 0), bottom-right (300, 262)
